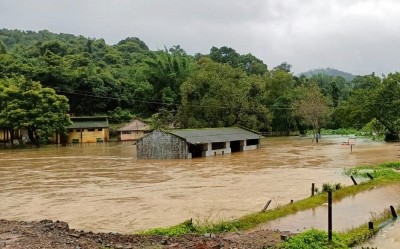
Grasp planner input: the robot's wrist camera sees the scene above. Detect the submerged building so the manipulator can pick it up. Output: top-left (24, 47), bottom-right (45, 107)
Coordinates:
top-left (137, 127), bottom-right (262, 159)
top-left (118, 119), bottom-right (151, 141)
top-left (65, 116), bottom-right (109, 144)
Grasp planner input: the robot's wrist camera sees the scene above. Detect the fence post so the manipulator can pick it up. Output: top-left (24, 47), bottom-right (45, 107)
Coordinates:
top-left (261, 200), bottom-right (272, 212)
top-left (311, 183), bottom-right (315, 196)
top-left (350, 176), bottom-right (358, 185)
top-left (328, 191), bottom-right (332, 242)
top-left (390, 205), bottom-right (398, 218)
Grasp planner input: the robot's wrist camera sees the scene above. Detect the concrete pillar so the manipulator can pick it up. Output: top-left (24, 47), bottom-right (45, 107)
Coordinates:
top-left (202, 143), bottom-right (213, 157)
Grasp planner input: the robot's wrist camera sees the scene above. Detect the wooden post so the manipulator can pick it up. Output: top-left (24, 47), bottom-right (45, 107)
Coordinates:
top-left (366, 173), bottom-right (374, 180)
top-left (390, 205), bottom-right (398, 218)
top-left (328, 191), bottom-right (332, 242)
top-left (311, 183), bottom-right (315, 196)
top-left (261, 200), bottom-right (272, 212)
top-left (350, 176), bottom-right (358, 185)
top-left (368, 221), bottom-right (374, 230)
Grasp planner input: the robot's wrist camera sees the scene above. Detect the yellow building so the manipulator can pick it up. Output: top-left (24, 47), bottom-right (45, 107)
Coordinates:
top-left (118, 119), bottom-right (150, 141)
top-left (66, 117), bottom-right (109, 144)
top-left (0, 128), bottom-right (9, 142)
top-left (0, 128), bottom-right (21, 144)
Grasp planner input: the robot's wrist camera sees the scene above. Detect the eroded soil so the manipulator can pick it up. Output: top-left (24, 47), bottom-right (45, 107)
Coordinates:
top-left (0, 219), bottom-right (292, 249)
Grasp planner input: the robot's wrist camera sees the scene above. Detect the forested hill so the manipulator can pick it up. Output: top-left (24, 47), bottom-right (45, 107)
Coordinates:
top-left (299, 68), bottom-right (355, 81)
top-left (2, 28), bottom-right (400, 141)
top-left (0, 28), bottom-right (269, 127)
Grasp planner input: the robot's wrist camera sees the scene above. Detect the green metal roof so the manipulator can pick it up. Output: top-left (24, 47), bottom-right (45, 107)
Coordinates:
top-left (67, 117), bottom-right (109, 129)
top-left (168, 127), bottom-right (261, 144)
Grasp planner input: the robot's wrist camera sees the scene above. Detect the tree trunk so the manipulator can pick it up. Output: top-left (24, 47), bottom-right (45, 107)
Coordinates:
top-left (295, 118), bottom-right (306, 135)
top-left (28, 127), bottom-right (40, 147)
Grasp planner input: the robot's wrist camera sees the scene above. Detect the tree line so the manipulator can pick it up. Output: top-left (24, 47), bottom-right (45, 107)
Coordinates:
top-left (1, 28), bottom-right (400, 146)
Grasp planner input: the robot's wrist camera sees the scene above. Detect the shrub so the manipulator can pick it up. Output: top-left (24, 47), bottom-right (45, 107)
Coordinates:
top-left (139, 219), bottom-right (197, 236)
top-left (280, 229), bottom-right (348, 249)
top-left (321, 182), bottom-right (344, 193)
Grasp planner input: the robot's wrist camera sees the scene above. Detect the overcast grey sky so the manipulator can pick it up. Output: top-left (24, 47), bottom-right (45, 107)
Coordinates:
top-left (1, 0), bottom-right (399, 76)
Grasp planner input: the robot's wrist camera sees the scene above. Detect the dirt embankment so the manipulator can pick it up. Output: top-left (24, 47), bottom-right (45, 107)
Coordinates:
top-left (0, 219), bottom-right (292, 249)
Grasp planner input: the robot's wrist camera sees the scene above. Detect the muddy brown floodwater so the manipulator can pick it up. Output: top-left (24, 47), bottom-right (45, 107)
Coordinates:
top-left (0, 135), bottom-right (399, 234)
top-left (356, 219), bottom-right (400, 249)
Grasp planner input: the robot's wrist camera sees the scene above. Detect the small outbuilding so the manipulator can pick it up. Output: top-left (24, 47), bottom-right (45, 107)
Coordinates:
top-left (137, 127), bottom-right (262, 159)
top-left (118, 119), bottom-right (150, 141)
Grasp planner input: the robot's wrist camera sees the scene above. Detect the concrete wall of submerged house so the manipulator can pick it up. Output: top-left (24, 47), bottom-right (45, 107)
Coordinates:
top-left (198, 139), bottom-right (260, 156)
top-left (119, 130), bottom-right (147, 141)
top-left (67, 128), bottom-right (109, 143)
top-left (202, 141), bottom-right (232, 156)
top-left (137, 130), bottom-right (188, 159)
top-left (243, 138), bottom-right (261, 151)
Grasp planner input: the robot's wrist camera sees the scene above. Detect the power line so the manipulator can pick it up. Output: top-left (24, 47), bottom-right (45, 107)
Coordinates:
top-left (49, 86), bottom-right (294, 111)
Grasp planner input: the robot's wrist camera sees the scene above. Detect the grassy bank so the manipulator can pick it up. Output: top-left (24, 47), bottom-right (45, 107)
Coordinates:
top-left (140, 162), bottom-right (400, 247)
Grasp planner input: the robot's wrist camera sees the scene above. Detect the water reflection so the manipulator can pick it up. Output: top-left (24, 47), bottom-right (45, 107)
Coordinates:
top-left (0, 136), bottom-right (399, 233)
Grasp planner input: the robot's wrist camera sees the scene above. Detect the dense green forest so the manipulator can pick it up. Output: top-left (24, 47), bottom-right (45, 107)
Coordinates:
top-left (1, 28), bottom-right (400, 143)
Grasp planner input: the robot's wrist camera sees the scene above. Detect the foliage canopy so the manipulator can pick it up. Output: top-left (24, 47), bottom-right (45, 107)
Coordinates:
top-left (0, 76), bottom-right (71, 146)
top-left (1, 28), bottom-right (400, 141)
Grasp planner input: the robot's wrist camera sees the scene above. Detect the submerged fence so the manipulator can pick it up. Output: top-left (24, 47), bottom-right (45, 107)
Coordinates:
top-left (260, 131), bottom-right (299, 137)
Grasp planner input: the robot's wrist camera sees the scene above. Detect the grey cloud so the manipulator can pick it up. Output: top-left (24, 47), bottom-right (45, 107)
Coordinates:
top-left (1, 0), bottom-right (400, 75)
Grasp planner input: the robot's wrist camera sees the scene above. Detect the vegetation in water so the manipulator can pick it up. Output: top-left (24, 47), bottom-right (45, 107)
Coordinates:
top-left (344, 162), bottom-right (400, 182)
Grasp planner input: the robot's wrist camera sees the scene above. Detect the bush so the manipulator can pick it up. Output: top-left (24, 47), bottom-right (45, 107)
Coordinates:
top-left (320, 182), bottom-right (344, 193)
top-left (139, 219), bottom-right (197, 236)
top-left (280, 229), bottom-right (348, 249)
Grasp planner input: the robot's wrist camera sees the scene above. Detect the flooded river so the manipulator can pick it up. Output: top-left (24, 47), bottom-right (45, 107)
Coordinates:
top-left (0, 136), bottom-right (399, 233)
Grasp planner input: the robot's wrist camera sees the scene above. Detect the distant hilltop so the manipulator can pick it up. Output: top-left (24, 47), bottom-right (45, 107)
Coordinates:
top-left (298, 68), bottom-right (355, 81)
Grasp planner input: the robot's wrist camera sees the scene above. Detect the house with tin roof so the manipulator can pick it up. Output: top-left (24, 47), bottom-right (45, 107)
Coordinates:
top-left (117, 119), bottom-right (150, 141)
top-left (137, 127), bottom-right (262, 159)
top-left (65, 116), bottom-right (109, 144)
